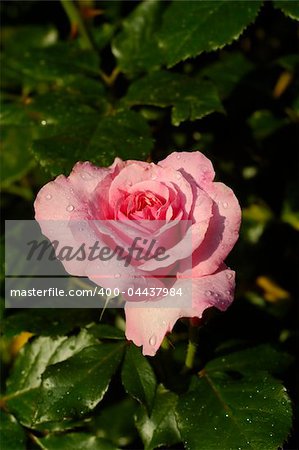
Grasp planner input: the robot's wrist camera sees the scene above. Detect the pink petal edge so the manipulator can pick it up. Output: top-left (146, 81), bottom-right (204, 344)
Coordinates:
top-left (125, 267), bottom-right (235, 356)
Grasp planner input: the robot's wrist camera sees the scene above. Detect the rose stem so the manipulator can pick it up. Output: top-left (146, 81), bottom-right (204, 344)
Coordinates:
top-left (184, 319), bottom-right (200, 370)
top-left (61, 0), bottom-right (94, 50)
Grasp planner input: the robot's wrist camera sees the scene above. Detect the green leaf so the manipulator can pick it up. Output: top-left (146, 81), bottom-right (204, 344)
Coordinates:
top-left (176, 346), bottom-right (293, 450)
top-left (275, 54), bottom-right (299, 72)
top-left (1, 25), bottom-right (58, 53)
top-left (0, 411), bottom-right (26, 450)
top-left (281, 181), bottom-right (299, 231)
top-left (87, 324), bottom-right (125, 340)
top-left (0, 126), bottom-right (35, 187)
top-left (112, 0), bottom-right (164, 76)
top-left (211, 344), bottom-right (294, 376)
top-left (4, 43), bottom-right (100, 84)
top-left (35, 433), bottom-right (119, 450)
top-left (135, 384), bottom-right (181, 450)
top-left (241, 202), bottom-right (274, 244)
top-left (2, 309), bottom-right (98, 338)
top-left (90, 398), bottom-right (137, 447)
top-left (32, 109), bottom-right (153, 176)
top-left (93, 23), bottom-right (116, 51)
top-left (248, 110), bottom-right (288, 140)
top-left (177, 374), bottom-right (292, 450)
top-left (125, 71), bottom-right (223, 126)
top-left (1, 92), bottom-right (106, 128)
top-left (158, 1), bottom-right (262, 67)
top-left (34, 342), bottom-right (125, 424)
top-left (200, 52), bottom-right (253, 99)
top-left (121, 345), bottom-right (156, 411)
top-left (274, 1), bottom-right (299, 20)
top-left (0, 84), bottom-right (108, 185)
top-left (5, 330), bottom-right (98, 427)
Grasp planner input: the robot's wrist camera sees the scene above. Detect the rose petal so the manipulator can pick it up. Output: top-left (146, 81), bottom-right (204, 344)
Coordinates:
top-left (139, 187), bottom-right (213, 272)
top-left (125, 267), bottom-right (235, 356)
top-left (179, 182), bottom-right (241, 277)
top-left (34, 160), bottom-right (124, 221)
top-left (34, 160), bottom-right (122, 275)
top-left (159, 151), bottom-right (215, 188)
top-left (109, 163), bottom-right (193, 219)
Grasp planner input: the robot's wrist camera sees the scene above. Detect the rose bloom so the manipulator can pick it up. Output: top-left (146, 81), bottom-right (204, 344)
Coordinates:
top-left (35, 152), bottom-right (241, 356)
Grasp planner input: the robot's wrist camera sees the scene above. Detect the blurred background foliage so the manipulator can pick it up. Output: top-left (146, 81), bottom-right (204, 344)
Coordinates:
top-left (0, 1), bottom-right (298, 449)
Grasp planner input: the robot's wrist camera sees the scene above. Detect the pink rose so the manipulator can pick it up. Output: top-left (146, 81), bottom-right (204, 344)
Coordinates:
top-left (34, 151), bottom-right (241, 356)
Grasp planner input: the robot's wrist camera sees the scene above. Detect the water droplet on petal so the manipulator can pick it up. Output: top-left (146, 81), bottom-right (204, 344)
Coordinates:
top-left (205, 290), bottom-right (212, 296)
top-left (176, 173), bottom-right (182, 180)
top-left (149, 335), bottom-right (156, 346)
top-left (176, 154), bottom-right (181, 159)
top-left (222, 202), bottom-right (228, 209)
top-left (66, 204), bottom-right (74, 212)
top-left (151, 174), bottom-right (157, 180)
top-left (114, 273), bottom-right (121, 279)
top-left (80, 171), bottom-right (92, 180)
top-left (46, 194), bottom-right (52, 200)
top-left (226, 272), bottom-right (233, 280)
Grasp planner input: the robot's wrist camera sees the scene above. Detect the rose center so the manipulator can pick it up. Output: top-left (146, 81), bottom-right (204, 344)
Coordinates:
top-left (120, 190), bottom-right (165, 219)
top-left (133, 191), bottom-right (161, 211)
